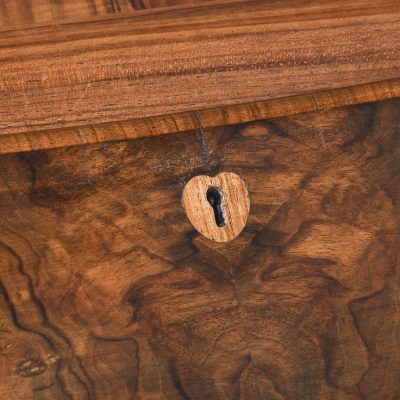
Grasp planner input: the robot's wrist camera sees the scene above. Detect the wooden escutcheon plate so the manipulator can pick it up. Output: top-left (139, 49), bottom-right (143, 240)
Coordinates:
top-left (182, 172), bottom-right (250, 242)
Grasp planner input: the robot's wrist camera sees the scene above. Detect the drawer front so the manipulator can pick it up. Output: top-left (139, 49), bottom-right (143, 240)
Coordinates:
top-left (0, 99), bottom-right (399, 399)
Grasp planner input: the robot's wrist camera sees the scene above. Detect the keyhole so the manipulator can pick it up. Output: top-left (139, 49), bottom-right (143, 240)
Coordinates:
top-left (206, 187), bottom-right (227, 228)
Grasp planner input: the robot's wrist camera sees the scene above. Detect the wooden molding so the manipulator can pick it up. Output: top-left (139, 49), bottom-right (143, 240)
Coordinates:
top-left (0, 77), bottom-right (399, 154)
top-left (0, 0), bottom-right (399, 153)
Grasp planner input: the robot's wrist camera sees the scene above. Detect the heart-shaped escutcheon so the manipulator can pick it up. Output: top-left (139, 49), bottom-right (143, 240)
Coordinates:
top-left (182, 172), bottom-right (250, 242)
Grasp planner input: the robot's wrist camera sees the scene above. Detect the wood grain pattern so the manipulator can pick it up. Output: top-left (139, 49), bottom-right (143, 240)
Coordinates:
top-left (0, 77), bottom-right (399, 155)
top-left (0, 0), bottom-right (399, 140)
top-left (182, 172), bottom-right (250, 242)
top-left (0, 98), bottom-right (399, 399)
top-left (0, 0), bottom-right (210, 29)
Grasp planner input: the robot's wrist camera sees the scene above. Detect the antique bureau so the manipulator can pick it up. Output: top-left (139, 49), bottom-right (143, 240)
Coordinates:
top-left (0, 0), bottom-right (400, 399)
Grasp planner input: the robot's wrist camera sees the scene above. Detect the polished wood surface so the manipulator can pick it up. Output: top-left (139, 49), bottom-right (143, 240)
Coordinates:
top-left (0, 77), bottom-right (399, 155)
top-left (0, 98), bottom-right (399, 399)
top-left (0, 0), bottom-right (399, 141)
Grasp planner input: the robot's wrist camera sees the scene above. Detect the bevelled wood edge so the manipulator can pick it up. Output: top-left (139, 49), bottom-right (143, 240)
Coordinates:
top-left (0, 0), bottom-right (399, 141)
top-left (0, 78), bottom-right (399, 155)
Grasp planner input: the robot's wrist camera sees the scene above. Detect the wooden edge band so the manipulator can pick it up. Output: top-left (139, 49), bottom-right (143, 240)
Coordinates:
top-left (1, 78), bottom-right (399, 155)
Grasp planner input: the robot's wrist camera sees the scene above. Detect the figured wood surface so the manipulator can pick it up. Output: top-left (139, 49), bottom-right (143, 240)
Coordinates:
top-left (182, 172), bottom-right (250, 242)
top-left (0, 98), bottom-right (399, 399)
top-left (0, 0), bottom-right (399, 142)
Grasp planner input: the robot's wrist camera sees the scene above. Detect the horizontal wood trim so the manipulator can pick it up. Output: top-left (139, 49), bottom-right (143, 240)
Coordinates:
top-left (0, 0), bottom-right (399, 145)
top-left (0, 77), bottom-right (399, 154)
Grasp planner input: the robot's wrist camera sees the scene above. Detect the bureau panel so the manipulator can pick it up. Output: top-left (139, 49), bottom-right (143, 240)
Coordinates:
top-left (0, 99), bottom-right (399, 399)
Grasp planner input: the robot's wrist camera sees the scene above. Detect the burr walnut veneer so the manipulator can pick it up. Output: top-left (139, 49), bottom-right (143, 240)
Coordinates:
top-left (0, 0), bottom-right (400, 399)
